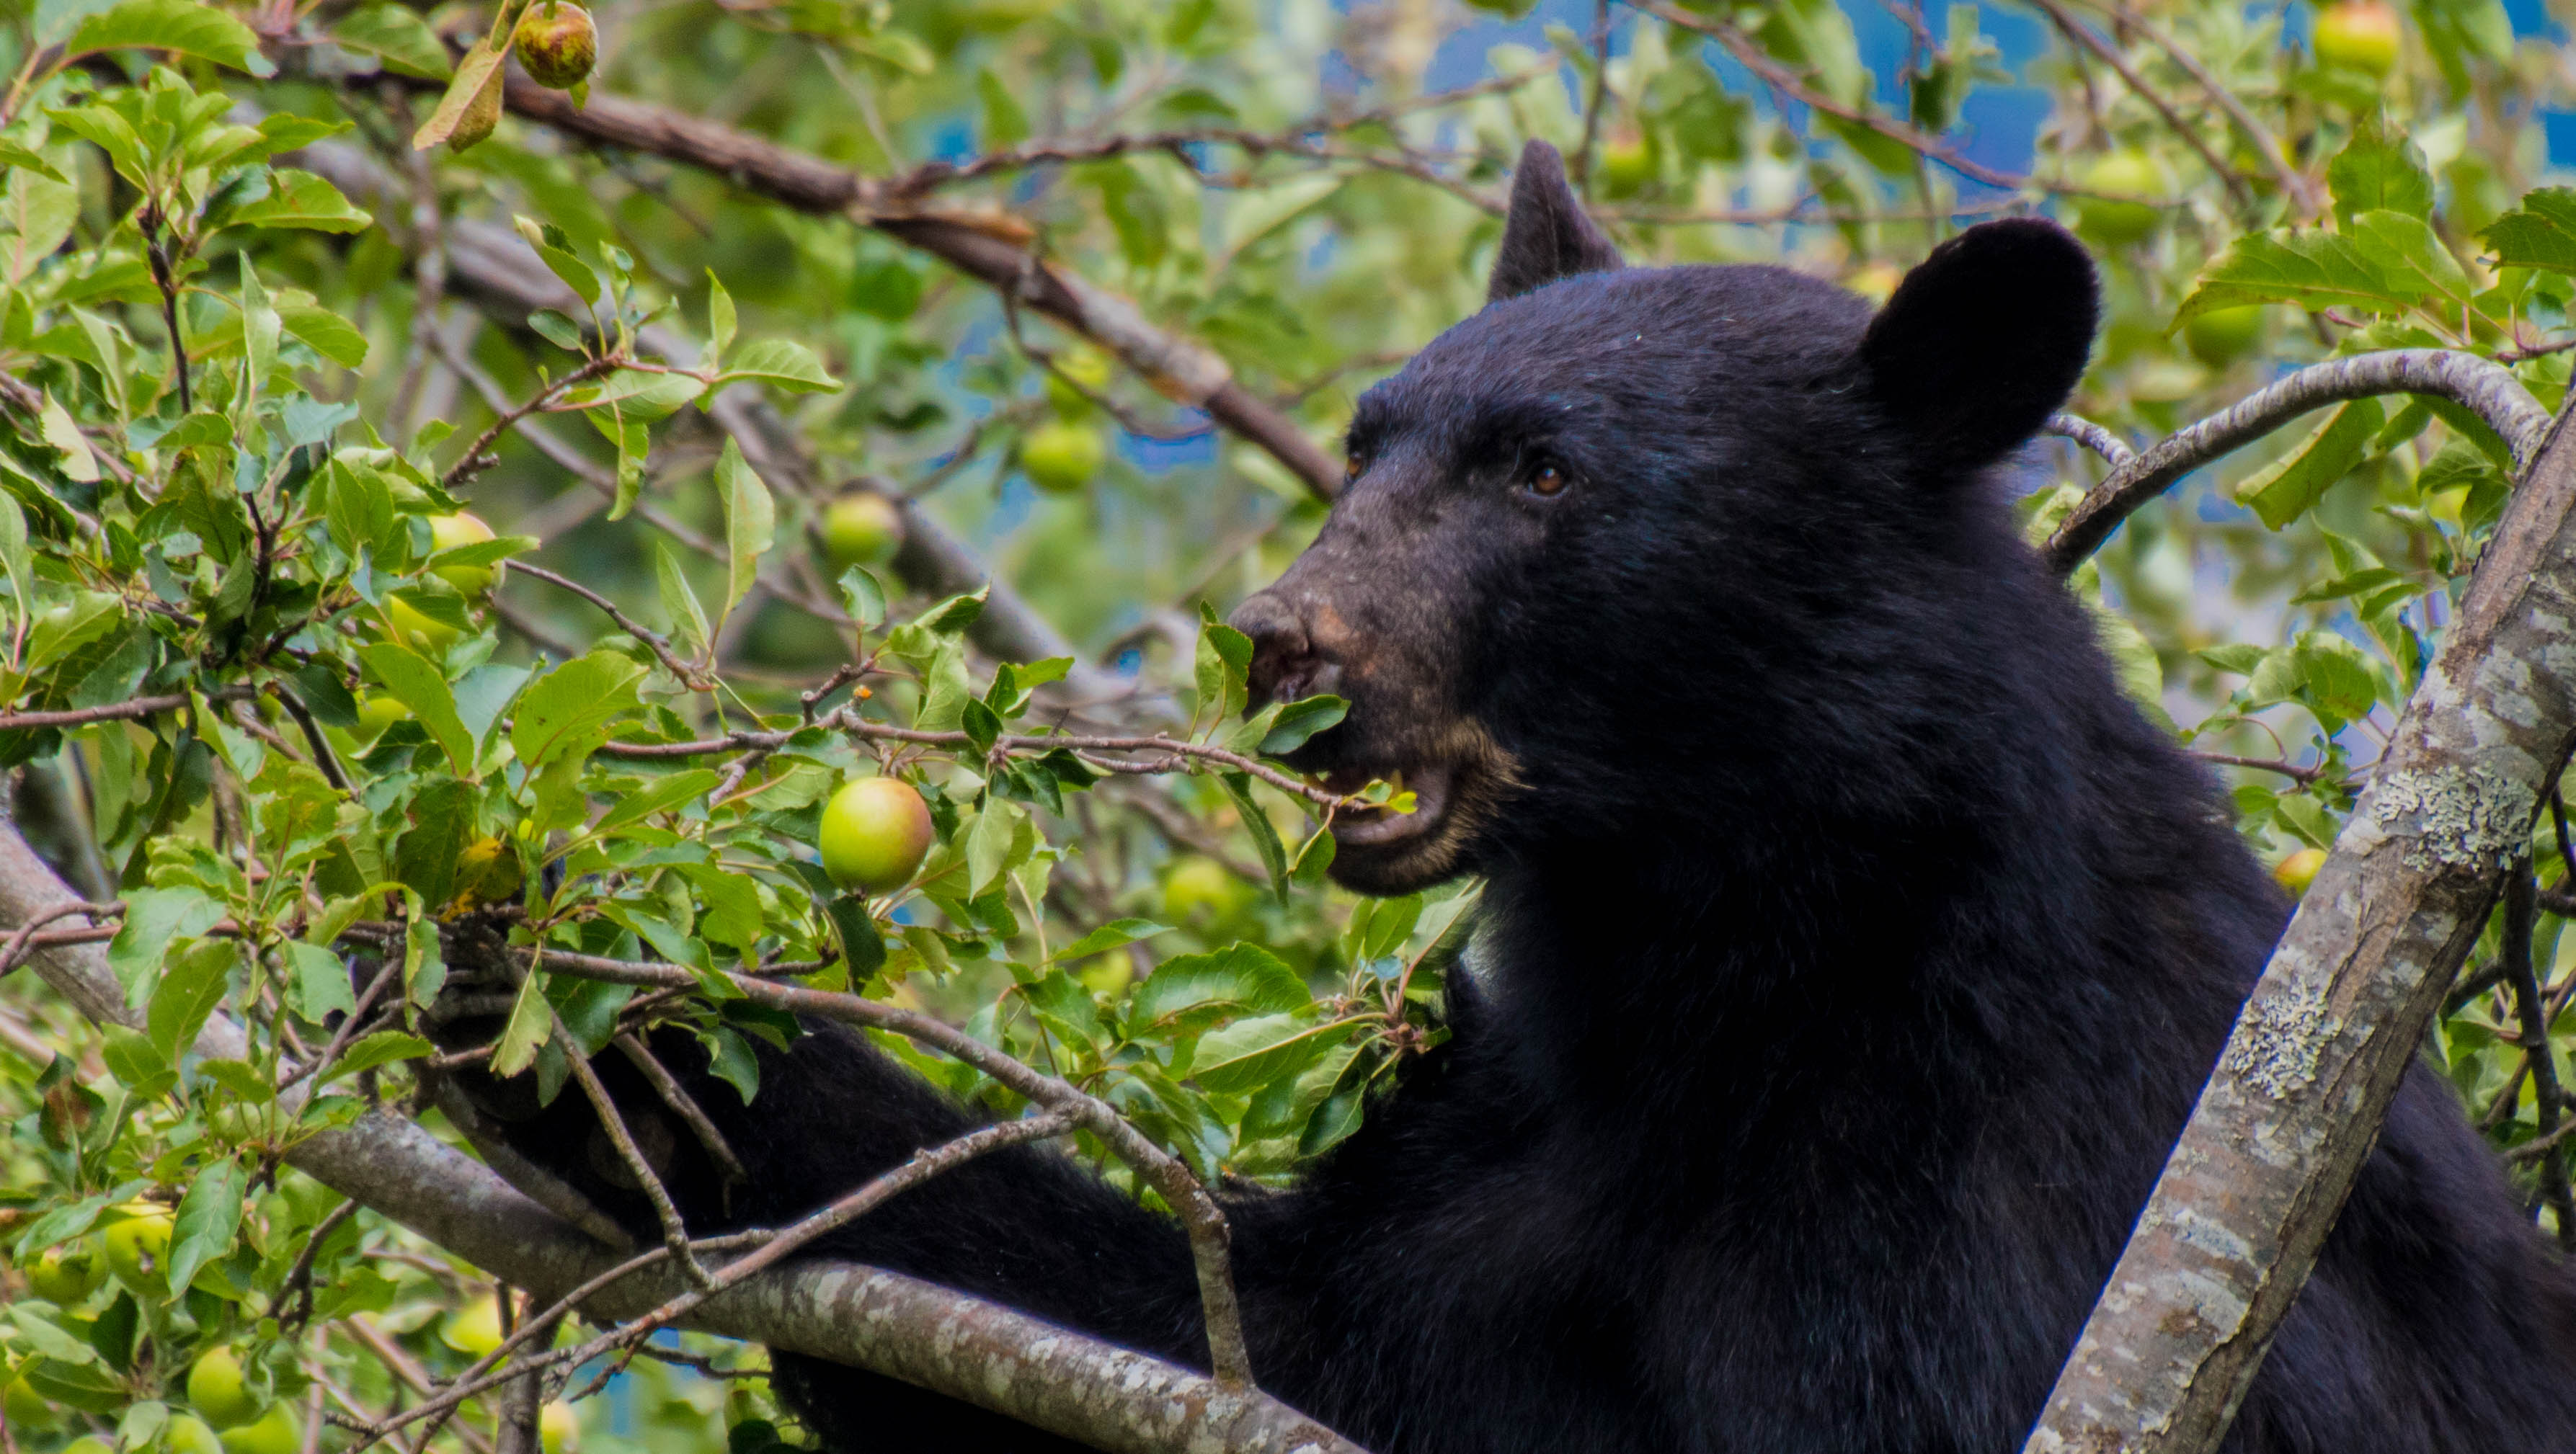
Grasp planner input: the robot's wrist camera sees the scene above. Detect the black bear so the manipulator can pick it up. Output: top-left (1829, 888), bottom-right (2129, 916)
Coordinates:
top-left (451, 141), bottom-right (2576, 1452)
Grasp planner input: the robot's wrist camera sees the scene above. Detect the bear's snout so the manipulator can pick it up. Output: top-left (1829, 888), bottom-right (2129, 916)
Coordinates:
top-left (1231, 590), bottom-right (1342, 709)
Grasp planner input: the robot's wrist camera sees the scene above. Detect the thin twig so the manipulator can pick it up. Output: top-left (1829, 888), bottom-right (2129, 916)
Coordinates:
top-left (440, 354), bottom-right (623, 489)
top-left (2502, 861), bottom-right (2576, 1243)
top-left (613, 1033), bottom-right (749, 1185)
top-left (511, 562), bottom-right (701, 685)
top-left (2021, 0), bottom-right (2252, 208)
top-left (0, 899), bottom-right (119, 979)
top-left (547, 992), bottom-right (716, 1291)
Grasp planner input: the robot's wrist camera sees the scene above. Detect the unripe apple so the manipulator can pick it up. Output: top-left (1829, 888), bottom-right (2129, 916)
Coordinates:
top-left (2314, 2), bottom-right (2401, 76)
top-left (65, 1437), bottom-right (115, 1454)
top-left (1021, 422), bottom-right (1106, 496)
top-left (386, 597), bottom-right (461, 654)
top-left (512, 1), bottom-right (598, 89)
top-left (451, 836), bottom-right (525, 911)
top-left (541, 1401), bottom-right (579, 1454)
top-left (189, 1346), bottom-right (262, 1430)
top-left (443, 1295), bottom-right (506, 1358)
top-left (425, 512), bottom-right (499, 594)
top-left (2182, 305), bottom-right (2268, 367)
top-left (102, 1203), bottom-right (174, 1288)
top-left (2274, 847), bottom-right (2327, 896)
top-left (219, 1404), bottom-right (298, 1454)
top-left (2074, 151), bottom-right (2166, 247)
top-left (1160, 856), bottom-right (1245, 926)
top-left (819, 777), bottom-right (935, 894)
top-left (354, 694), bottom-right (413, 741)
top-left (1593, 137), bottom-right (1654, 200)
top-left (26, 1235), bottom-right (106, 1302)
top-left (821, 494), bottom-right (904, 571)
top-left (167, 1415), bottom-right (226, 1454)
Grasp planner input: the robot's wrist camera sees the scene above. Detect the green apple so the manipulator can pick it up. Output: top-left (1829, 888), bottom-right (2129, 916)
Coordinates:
top-left (2314, 2), bottom-right (2400, 75)
top-left (1160, 856), bottom-right (1245, 926)
top-left (2182, 304), bottom-right (2268, 367)
top-left (66, 1437), bottom-right (116, 1454)
top-left (2074, 151), bottom-right (2166, 247)
top-left (1021, 422), bottom-right (1106, 496)
top-left (541, 1401), bottom-right (579, 1454)
top-left (102, 1203), bottom-right (174, 1287)
top-left (2274, 848), bottom-right (2327, 896)
top-left (218, 1404), bottom-right (296, 1454)
top-left (821, 494), bottom-right (904, 571)
top-left (1594, 137), bottom-right (1654, 200)
top-left (442, 1295), bottom-right (505, 1358)
top-left (354, 694), bottom-right (413, 741)
top-left (27, 1235), bottom-right (106, 1302)
top-left (167, 1415), bottom-right (226, 1454)
top-left (386, 597), bottom-right (461, 654)
top-left (819, 777), bottom-right (936, 893)
top-left (425, 512), bottom-right (499, 594)
top-left (189, 1346), bottom-right (262, 1430)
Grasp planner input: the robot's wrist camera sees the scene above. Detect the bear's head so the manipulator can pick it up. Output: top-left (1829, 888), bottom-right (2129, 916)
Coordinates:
top-left (1233, 141), bottom-right (2102, 896)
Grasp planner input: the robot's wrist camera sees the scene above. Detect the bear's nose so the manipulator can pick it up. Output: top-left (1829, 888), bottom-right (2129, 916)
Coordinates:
top-left (1230, 591), bottom-right (1338, 710)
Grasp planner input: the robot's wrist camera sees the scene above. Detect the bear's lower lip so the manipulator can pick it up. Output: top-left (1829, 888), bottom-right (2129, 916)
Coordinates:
top-left (1330, 761), bottom-right (1456, 848)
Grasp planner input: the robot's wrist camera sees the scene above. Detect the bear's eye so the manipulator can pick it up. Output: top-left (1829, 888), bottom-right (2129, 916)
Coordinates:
top-left (1343, 454), bottom-right (1363, 486)
top-left (1527, 463), bottom-right (1570, 497)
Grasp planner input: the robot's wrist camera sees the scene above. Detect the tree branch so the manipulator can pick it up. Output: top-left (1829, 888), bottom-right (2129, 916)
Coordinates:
top-left (2020, 0), bottom-right (2252, 208)
top-left (2019, 396), bottom-right (2576, 1453)
top-left (2043, 350), bottom-right (2551, 573)
top-left (0, 819), bottom-right (1359, 1454)
top-left (485, 79), bottom-right (1343, 503)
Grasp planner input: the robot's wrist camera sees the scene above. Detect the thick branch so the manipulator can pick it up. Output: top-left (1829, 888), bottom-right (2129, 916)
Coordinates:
top-left (2043, 350), bottom-right (2551, 573)
top-left (0, 819), bottom-right (1356, 1454)
top-left (2020, 397), bottom-right (2576, 1451)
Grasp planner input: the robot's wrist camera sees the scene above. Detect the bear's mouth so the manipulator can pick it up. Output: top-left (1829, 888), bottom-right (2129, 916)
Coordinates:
top-left (1320, 760), bottom-right (1458, 849)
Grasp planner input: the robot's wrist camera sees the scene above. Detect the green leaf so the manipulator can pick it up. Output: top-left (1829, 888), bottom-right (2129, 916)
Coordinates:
top-left (281, 940), bottom-right (355, 1022)
top-left (1129, 942), bottom-right (1309, 1030)
top-left (592, 768), bottom-right (720, 836)
top-left (2235, 398), bottom-right (2386, 530)
top-left (513, 215), bottom-right (601, 307)
top-left (2175, 230), bottom-right (2432, 326)
top-left (277, 303), bottom-right (368, 368)
top-left (332, 4), bottom-right (453, 78)
top-left (716, 438), bottom-right (774, 621)
top-left (716, 337), bottom-right (840, 394)
top-left (412, 37), bottom-right (507, 150)
top-left (976, 68), bottom-right (1030, 146)
top-left (2327, 116), bottom-right (2435, 224)
top-left (391, 778), bottom-right (476, 909)
top-left (706, 269), bottom-right (737, 363)
top-left (1194, 621), bottom-right (1253, 723)
top-left (324, 1031), bottom-right (433, 1082)
top-left (65, 0), bottom-right (274, 74)
top-left (593, 402), bottom-right (649, 519)
top-left (109, 888), bottom-right (221, 1007)
top-left (489, 969), bottom-right (551, 1077)
top-left (1258, 695), bottom-right (1346, 757)
top-left (216, 170), bottom-right (371, 233)
top-left (1, 171), bottom-right (79, 286)
top-left (1055, 917), bottom-right (1170, 963)
top-left (148, 940), bottom-right (238, 1065)
top-left (165, 1156), bottom-right (244, 1294)
top-left (2484, 188), bottom-right (2576, 276)
top-left (1218, 772), bottom-right (1289, 903)
top-left (512, 651), bottom-right (646, 767)
top-left (1190, 1012), bottom-right (1342, 1094)
top-left (360, 643), bottom-right (477, 776)
top-left (651, 543), bottom-right (710, 658)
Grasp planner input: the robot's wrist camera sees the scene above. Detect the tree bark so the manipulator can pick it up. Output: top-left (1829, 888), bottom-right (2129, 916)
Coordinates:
top-left (2022, 398), bottom-right (2576, 1452)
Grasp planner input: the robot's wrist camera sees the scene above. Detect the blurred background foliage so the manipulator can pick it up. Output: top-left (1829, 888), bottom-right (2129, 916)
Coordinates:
top-left (4, 0), bottom-right (2576, 1451)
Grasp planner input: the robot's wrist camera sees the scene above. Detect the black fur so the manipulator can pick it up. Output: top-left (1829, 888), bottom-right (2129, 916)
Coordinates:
top-left (454, 177), bottom-right (2576, 1452)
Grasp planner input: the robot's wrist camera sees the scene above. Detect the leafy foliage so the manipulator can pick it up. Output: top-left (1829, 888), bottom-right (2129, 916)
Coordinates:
top-left (0, 0), bottom-right (2571, 1451)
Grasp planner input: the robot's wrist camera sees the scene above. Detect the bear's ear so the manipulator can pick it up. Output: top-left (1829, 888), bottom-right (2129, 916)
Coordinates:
top-left (1487, 140), bottom-right (1624, 303)
top-left (1857, 218), bottom-right (2099, 474)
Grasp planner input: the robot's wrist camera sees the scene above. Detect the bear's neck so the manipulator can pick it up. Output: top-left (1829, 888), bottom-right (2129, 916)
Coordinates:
top-left (1462, 737), bottom-right (2280, 1151)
